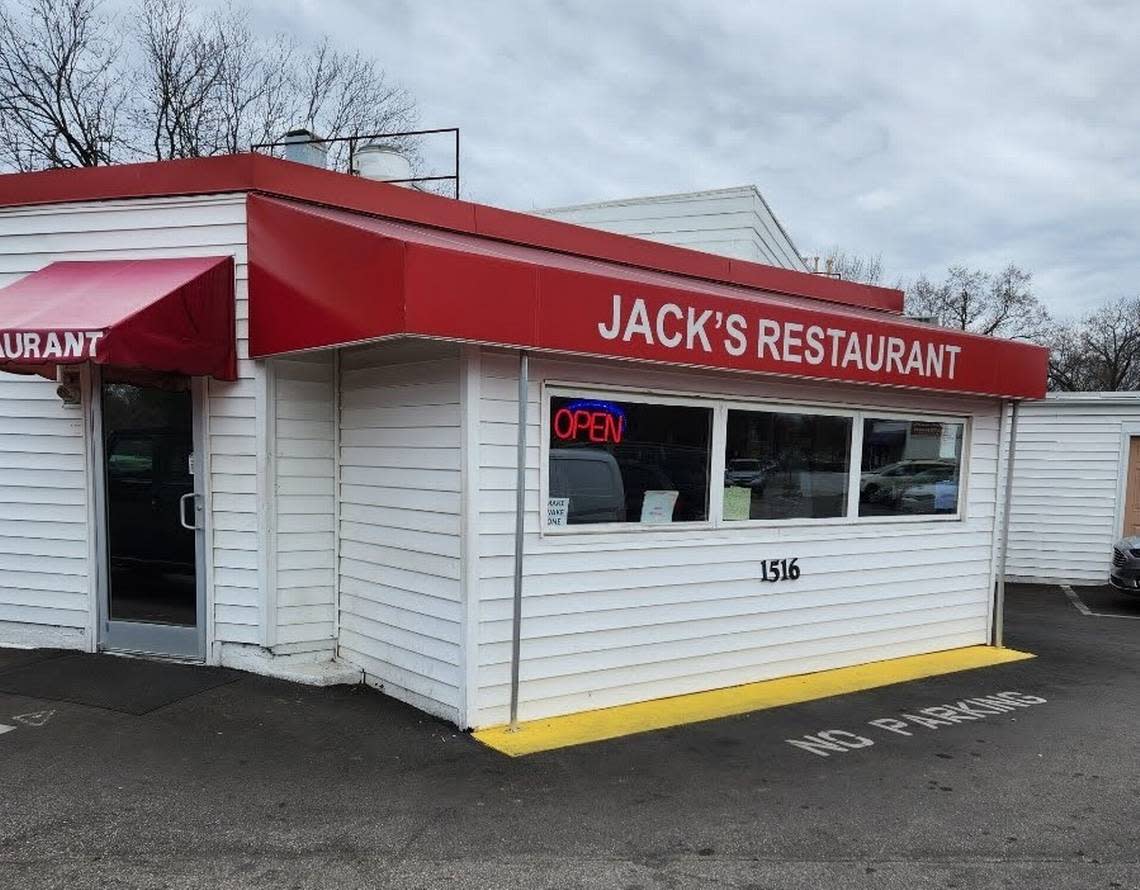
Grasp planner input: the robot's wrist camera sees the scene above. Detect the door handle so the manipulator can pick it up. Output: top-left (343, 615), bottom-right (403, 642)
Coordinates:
top-left (179, 492), bottom-right (200, 531)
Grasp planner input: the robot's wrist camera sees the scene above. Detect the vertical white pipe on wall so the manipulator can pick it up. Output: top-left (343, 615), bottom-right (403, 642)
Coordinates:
top-left (332, 348), bottom-right (342, 652)
top-left (992, 399), bottom-right (1020, 647)
top-left (508, 350), bottom-right (528, 730)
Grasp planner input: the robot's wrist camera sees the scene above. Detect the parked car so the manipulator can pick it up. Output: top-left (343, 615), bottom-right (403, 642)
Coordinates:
top-left (897, 465), bottom-right (960, 514)
top-left (1110, 537), bottom-right (1140, 595)
top-left (861, 458), bottom-right (957, 507)
top-left (549, 448), bottom-right (626, 524)
top-left (724, 458), bottom-right (773, 492)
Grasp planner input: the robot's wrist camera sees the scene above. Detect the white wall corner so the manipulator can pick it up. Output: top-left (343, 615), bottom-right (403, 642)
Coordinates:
top-left (458, 344), bottom-right (482, 730)
top-left (254, 359), bottom-right (279, 648)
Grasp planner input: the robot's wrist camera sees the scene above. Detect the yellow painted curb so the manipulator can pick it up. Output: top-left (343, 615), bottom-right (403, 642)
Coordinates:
top-left (473, 645), bottom-right (1035, 757)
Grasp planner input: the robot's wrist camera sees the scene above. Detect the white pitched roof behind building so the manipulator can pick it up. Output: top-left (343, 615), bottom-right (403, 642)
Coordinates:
top-left (538, 185), bottom-right (808, 271)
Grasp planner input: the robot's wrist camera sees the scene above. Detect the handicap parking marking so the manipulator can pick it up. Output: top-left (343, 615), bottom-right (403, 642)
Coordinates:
top-left (13, 709), bottom-right (54, 728)
top-left (0, 709), bottom-right (56, 738)
top-left (785, 690), bottom-right (1048, 757)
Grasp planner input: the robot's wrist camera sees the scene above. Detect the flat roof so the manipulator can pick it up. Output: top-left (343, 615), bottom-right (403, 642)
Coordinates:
top-left (0, 153), bottom-right (904, 315)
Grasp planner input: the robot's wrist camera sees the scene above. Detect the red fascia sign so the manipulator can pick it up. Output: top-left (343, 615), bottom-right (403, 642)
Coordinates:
top-left (244, 196), bottom-right (1049, 400)
top-left (529, 270), bottom-right (1048, 399)
top-left (594, 293), bottom-right (959, 379)
top-left (0, 330), bottom-right (103, 361)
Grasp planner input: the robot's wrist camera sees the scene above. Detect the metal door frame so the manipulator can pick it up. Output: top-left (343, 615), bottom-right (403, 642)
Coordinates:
top-left (92, 367), bottom-right (208, 660)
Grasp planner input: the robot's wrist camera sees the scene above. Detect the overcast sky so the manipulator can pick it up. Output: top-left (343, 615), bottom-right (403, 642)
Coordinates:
top-left (243, 0), bottom-right (1138, 316)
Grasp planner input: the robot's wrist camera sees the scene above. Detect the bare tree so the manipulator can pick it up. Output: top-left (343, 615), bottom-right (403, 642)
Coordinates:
top-left (286, 37), bottom-right (418, 171)
top-left (822, 248), bottom-right (884, 286)
top-left (212, 15), bottom-right (296, 155)
top-left (905, 263), bottom-right (1049, 340)
top-left (1048, 297), bottom-right (1140, 391)
top-left (134, 0), bottom-right (228, 159)
top-left (1, 0), bottom-right (419, 171)
top-left (131, 3), bottom-right (418, 169)
top-left (0, 0), bottom-right (126, 169)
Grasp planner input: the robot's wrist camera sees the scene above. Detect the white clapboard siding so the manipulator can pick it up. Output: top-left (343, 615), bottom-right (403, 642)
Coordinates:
top-left (538, 186), bottom-right (808, 270)
top-left (336, 341), bottom-right (464, 721)
top-left (0, 372), bottom-right (88, 640)
top-left (1006, 393), bottom-right (1140, 584)
top-left (472, 351), bottom-right (1002, 727)
top-left (273, 354), bottom-right (336, 653)
top-left (0, 195), bottom-right (257, 648)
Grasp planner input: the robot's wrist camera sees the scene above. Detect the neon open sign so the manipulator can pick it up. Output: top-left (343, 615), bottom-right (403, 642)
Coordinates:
top-left (552, 400), bottom-right (626, 444)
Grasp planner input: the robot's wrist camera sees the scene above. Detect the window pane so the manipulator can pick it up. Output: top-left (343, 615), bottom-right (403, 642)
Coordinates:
top-left (723, 410), bottom-right (852, 520)
top-left (548, 396), bottom-right (712, 525)
top-left (859, 418), bottom-right (964, 517)
top-left (107, 437), bottom-right (155, 479)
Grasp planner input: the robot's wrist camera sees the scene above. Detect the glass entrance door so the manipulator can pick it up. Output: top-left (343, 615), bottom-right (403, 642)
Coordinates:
top-left (97, 374), bottom-right (205, 658)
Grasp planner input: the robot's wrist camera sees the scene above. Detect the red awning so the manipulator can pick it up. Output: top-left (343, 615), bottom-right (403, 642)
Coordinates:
top-left (248, 196), bottom-right (1048, 400)
top-left (0, 256), bottom-right (236, 380)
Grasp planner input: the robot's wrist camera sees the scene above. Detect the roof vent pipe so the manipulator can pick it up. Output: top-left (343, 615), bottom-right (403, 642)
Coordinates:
top-left (353, 141), bottom-right (416, 187)
top-left (281, 129), bottom-right (328, 169)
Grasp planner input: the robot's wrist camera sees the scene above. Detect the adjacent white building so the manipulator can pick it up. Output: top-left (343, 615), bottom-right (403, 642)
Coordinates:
top-left (1006, 392), bottom-right (1140, 585)
top-left (540, 186), bottom-right (809, 270)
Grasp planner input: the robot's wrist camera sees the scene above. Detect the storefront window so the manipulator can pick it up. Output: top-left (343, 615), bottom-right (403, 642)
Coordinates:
top-left (859, 418), bottom-right (964, 517)
top-left (547, 396), bottom-right (712, 525)
top-left (723, 410), bottom-right (852, 520)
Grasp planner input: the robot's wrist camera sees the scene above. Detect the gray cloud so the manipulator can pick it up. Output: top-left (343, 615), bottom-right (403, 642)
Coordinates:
top-left (241, 0), bottom-right (1140, 315)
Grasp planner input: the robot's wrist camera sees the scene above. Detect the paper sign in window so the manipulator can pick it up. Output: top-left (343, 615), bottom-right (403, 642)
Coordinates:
top-left (723, 486), bottom-right (752, 521)
top-left (640, 490), bottom-right (679, 524)
top-left (939, 425), bottom-right (959, 458)
top-left (547, 497), bottom-right (570, 527)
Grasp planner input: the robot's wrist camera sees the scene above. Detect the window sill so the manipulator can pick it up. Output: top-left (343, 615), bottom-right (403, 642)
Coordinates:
top-left (538, 511), bottom-right (966, 540)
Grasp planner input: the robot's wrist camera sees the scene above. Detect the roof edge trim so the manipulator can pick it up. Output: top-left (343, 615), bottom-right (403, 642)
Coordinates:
top-left (0, 153), bottom-right (905, 314)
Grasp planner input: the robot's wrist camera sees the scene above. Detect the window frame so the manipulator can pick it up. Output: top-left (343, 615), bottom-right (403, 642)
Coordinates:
top-left (539, 381), bottom-right (971, 536)
top-left (853, 410), bottom-right (971, 524)
top-left (716, 399), bottom-right (859, 527)
top-left (541, 384), bottom-right (718, 535)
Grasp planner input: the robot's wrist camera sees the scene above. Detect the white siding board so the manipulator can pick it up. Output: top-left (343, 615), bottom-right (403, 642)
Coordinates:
top-left (271, 354), bottom-right (337, 657)
top-left (539, 187), bottom-right (808, 270)
top-left (0, 194), bottom-right (254, 649)
top-left (472, 351), bottom-right (1002, 726)
top-left (1006, 395), bottom-right (1140, 584)
top-left (336, 344), bottom-right (464, 722)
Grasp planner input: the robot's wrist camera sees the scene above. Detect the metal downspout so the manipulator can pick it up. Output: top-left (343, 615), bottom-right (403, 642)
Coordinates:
top-left (508, 351), bottom-right (528, 730)
top-left (993, 400), bottom-right (1020, 647)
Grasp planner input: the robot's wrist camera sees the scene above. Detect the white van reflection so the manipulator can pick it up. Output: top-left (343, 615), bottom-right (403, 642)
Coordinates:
top-left (549, 448), bottom-right (626, 524)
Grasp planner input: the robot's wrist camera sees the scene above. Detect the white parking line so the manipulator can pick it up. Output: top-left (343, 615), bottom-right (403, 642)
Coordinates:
top-left (0, 724), bottom-right (14, 736)
top-left (1062, 583), bottom-right (1140, 620)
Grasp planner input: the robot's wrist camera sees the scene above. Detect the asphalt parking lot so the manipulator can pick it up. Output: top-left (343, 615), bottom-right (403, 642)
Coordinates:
top-left (2, 583), bottom-right (1140, 890)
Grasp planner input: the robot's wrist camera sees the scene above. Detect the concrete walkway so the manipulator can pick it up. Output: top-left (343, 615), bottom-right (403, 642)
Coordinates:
top-left (2, 584), bottom-right (1139, 889)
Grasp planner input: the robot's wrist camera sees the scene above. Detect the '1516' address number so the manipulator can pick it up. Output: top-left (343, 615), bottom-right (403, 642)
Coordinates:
top-left (761, 558), bottom-right (800, 583)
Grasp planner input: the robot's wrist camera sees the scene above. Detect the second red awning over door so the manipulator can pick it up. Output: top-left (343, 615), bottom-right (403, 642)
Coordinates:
top-left (0, 256), bottom-right (236, 380)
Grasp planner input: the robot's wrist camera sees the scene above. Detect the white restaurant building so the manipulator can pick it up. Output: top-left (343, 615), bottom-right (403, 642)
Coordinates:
top-left (0, 154), bottom-right (1047, 729)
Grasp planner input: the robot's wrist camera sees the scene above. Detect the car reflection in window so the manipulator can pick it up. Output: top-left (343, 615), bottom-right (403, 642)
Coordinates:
top-left (549, 448), bottom-right (626, 524)
top-left (724, 458), bottom-right (774, 494)
top-left (860, 459), bottom-right (959, 514)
